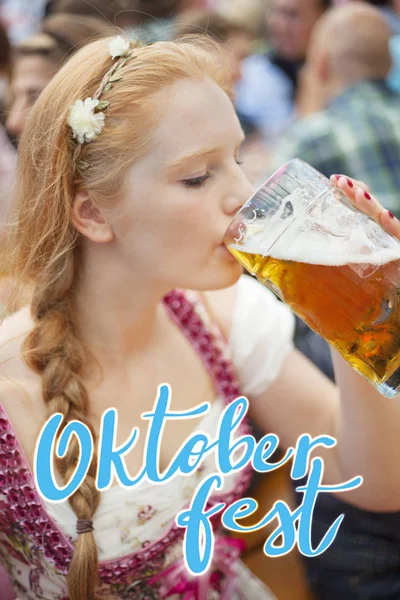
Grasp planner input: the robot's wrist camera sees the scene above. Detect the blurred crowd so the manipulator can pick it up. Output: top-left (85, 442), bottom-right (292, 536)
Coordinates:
top-left (1, 0), bottom-right (400, 599)
top-left (2, 0), bottom-right (400, 221)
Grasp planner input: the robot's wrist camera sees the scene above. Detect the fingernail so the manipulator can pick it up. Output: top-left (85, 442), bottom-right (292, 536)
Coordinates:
top-left (388, 211), bottom-right (395, 219)
top-left (335, 175), bottom-right (341, 180)
top-left (347, 179), bottom-right (354, 188)
top-left (364, 191), bottom-right (371, 200)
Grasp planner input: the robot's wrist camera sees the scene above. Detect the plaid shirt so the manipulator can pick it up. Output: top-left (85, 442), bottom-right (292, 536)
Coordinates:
top-left (270, 79), bottom-right (400, 216)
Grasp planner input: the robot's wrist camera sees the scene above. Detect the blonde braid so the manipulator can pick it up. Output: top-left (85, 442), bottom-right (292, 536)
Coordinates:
top-left (23, 249), bottom-right (101, 600)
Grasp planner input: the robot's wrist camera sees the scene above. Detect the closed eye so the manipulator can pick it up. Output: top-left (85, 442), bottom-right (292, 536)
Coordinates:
top-left (182, 173), bottom-right (211, 189)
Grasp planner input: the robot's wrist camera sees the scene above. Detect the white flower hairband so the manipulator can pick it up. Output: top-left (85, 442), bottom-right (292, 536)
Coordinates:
top-left (109, 35), bottom-right (131, 60)
top-left (68, 98), bottom-right (105, 145)
top-left (67, 36), bottom-right (135, 147)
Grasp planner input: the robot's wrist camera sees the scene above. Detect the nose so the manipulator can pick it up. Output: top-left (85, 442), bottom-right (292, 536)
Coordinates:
top-left (223, 166), bottom-right (255, 217)
top-left (231, 59), bottom-right (242, 84)
top-left (6, 101), bottom-right (27, 140)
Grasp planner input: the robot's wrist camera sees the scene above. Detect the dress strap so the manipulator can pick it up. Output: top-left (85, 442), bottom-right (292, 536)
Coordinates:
top-left (163, 289), bottom-right (240, 402)
top-left (162, 289), bottom-right (254, 499)
top-left (0, 402), bottom-right (74, 575)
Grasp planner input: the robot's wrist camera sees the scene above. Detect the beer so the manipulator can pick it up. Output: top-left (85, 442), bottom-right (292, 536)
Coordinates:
top-left (230, 242), bottom-right (400, 392)
top-left (223, 159), bottom-right (400, 396)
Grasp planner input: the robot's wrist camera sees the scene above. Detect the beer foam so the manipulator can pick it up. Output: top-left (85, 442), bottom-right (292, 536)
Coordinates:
top-left (230, 194), bottom-right (400, 267)
top-left (232, 228), bottom-right (400, 266)
top-left (270, 244), bottom-right (400, 266)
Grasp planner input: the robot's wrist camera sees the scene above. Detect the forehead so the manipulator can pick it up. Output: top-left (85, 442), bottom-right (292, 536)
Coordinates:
top-left (149, 78), bottom-right (242, 161)
top-left (13, 55), bottom-right (56, 86)
top-left (273, 0), bottom-right (321, 13)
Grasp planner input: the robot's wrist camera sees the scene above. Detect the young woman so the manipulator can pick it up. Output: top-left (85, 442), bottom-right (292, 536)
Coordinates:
top-left (0, 34), bottom-right (400, 600)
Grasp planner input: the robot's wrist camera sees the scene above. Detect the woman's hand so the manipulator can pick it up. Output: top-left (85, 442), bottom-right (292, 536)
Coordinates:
top-left (330, 174), bottom-right (400, 240)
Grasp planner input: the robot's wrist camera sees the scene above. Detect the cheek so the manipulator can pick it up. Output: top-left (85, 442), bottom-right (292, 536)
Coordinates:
top-left (168, 206), bottom-right (211, 256)
top-left (165, 185), bottom-right (213, 227)
top-left (113, 181), bottom-right (215, 263)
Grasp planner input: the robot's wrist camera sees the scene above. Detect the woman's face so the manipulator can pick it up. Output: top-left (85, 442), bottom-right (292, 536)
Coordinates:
top-left (104, 77), bottom-right (254, 292)
top-left (225, 33), bottom-right (252, 83)
top-left (6, 55), bottom-right (57, 140)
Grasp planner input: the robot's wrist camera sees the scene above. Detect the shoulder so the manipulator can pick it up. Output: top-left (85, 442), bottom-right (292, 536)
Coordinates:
top-left (242, 54), bottom-right (290, 80)
top-left (0, 306), bottom-right (39, 405)
top-left (238, 54), bottom-right (293, 95)
top-left (203, 275), bottom-right (296, 396)
top-left (202, 274), bottom-right (295, 340)
top-left (0, 305), bottom-right (34, 362)
top-left (272, 112), bottom-right (337, 166)
top-left (289, 111), bottom-right (334, 143)
top-left (0, 307), bottom-right (45, 460)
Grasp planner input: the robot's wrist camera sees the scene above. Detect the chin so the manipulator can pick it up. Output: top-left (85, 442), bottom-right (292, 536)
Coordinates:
top-left (187, 260), bottom-right (243, 292)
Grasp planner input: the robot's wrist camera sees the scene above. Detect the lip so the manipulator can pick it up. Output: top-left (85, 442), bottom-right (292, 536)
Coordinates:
top-left (217, 243), bottom-right (237, 261)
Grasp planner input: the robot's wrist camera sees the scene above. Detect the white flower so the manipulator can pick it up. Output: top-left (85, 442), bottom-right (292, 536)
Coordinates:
top-left (109, 35), bottom-right (130, 59)
top-left (67, 98), bottom-right (105, 144)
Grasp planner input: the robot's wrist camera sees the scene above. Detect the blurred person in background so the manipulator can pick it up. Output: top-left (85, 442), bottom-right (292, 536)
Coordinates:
top-left (44, 0), bottom-right (130, 23)
top-left (0, 19), bottom-right (15, 280)
top-left (272, 8), bottom-right (400, 598)
top-left (235, 0), bottom-right (332, 142)
top-left (271, 2), bottom-right (400, 217)
top-left (46, 0), bottom-right (182, 42)
top-left (45, 0), bottom-right (152, 29)
top-left (0, 18), bottom-right (11, 111)
top-left (0, 19), bottom-right (14, 198)
top-left (360, 0), bottom-right (400, 91)
top-left (360, 0), bottom-right (400, 32)
top-left (0, 0), bottom-right (45, 43)
top-left (175, 11), bottom-right (253, 84)
top-left (6, 13), bottom-right (115, 141)
top-left (0, 13), bottom-right (116, 321)
top-left (214, 0), bottom-right (270, 41)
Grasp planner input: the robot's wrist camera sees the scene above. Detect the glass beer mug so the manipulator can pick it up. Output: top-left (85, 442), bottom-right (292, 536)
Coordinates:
top-left (224, 158), bottom-right (400, 398)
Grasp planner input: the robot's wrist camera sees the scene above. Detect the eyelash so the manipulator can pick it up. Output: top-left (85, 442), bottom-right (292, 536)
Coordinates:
top-left (182, 160), bottom-right (244, 189)
top-left (183, 173), bottom-right (211, 189)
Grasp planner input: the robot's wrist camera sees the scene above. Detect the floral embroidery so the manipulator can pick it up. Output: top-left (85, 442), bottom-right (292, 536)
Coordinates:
top-left (137, 505), bottom-right (157, 525)
top-left (121, 579), bottom-right (161, 599)
top-left (183, 485), bottom-right (195, 500)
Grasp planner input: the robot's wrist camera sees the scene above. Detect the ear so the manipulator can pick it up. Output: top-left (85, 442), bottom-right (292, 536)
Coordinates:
top-left (315, 51), bottom-right (331, 84)
top-left (71, 191), bottom-right (114, 243)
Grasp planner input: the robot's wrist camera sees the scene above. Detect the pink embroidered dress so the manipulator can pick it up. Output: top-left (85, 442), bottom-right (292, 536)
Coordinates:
top-left (0, 275), bottom-right (295, 599)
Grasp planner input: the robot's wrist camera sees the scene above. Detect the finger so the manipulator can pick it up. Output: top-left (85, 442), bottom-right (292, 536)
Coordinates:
top-left (330, 175), bottom-right (359, 206)
top-left (379, 209), bottom-right (400, 240)
top-left (330, 175), bottom-right (400, 240)
top-left (330, 174), bottom-right (370, 194)
top-left (352, 185), bottom-right (382, 221)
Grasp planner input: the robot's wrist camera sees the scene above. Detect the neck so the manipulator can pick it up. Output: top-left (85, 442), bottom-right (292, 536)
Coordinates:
top-left (74, 243), bottom-right (171, 369)
top-left (324, 71), bottom-right (387, 104)
top-left (322, 74), bottom-right (363, 104)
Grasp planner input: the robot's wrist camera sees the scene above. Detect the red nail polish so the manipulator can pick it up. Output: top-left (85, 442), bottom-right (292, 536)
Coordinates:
top-left (335, 175), bottom-right (341, 180)
top-left (347, 179), bottom-right (354, 188)
top-left (388, 211), bottom-right (395, 219)
top-left (364, 191), bottom-right (371, 200)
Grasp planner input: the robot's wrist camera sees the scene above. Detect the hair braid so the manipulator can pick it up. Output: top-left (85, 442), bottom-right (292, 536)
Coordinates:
top-left (22, 250), bottom-right (101, 600)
